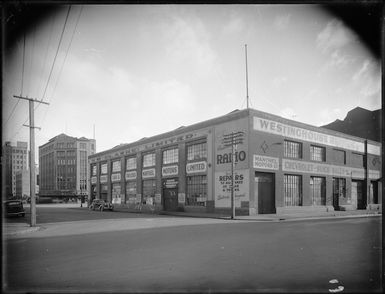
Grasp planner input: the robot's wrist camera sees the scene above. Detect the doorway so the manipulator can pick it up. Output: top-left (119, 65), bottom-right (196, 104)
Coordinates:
top-left (352, 180), bottom-right (365, 209)
top-left (163, 178), bottom-right (178, 211)
top-left (255, 172), bottom-right (276, 214)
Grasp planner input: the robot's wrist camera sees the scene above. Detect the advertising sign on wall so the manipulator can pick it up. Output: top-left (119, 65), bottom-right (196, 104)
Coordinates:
top-left (162, 165), bottom-right (178, 177)
top-left (254, 116), bottom-right (380, 155)
top-left (253, 155), bottom-right (279, 170)
top-left (100, 175), bottom-right (108, 183)
top-left (215, 169), bottom-right (249, 208)
top-left (111, 173), bottom-right (121, 182)
top-left (142, 168), bottom-right (156, 178)
top-left (125, 170), bottom-right (137, 181)
top-left (186, 161), bottom-right (207, 174)
top-left (155, 193), bottom-right (162, 204)
top-left (178, 193), bottom-right (185, 204)
top-left (91, 177), bottom-right (97, 184)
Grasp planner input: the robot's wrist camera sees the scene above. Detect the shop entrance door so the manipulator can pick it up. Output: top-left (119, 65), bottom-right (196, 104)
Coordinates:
top-left (255, 172), bottom-right (276, 214)
top-left (353, 180), bottom-right (365, 209)
top-left (164, 189), bottom-right (178, 211)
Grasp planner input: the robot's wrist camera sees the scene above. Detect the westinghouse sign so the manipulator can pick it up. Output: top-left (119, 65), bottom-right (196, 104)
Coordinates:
top-left (254, 116), bottom-right (380, 155)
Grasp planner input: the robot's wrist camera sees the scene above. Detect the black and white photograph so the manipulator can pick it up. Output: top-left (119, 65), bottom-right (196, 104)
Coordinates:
top-left (2, 1), bottom-right (383, 293)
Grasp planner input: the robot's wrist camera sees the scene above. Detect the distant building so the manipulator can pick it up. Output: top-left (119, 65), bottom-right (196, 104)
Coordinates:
top-left (39, 134), bottom-right (96, 199)
top-left (15, 166), bottom-right (39, 199)
top-left (322, 107), bottom-right (381, 142)
top-left (2, 141), bottom-right (28, 198)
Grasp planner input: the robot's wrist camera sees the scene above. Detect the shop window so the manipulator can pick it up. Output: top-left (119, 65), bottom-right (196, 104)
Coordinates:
top-left (187, 142), bottom-right (207, 161)
top-left (126, 181), bottom-right (137, 200)
top-left (310, 145), bottom-right (326, 162)
top-left (284, 174), bottom-right (302, 206)
top-left (163, 148), bottom-right (179, 164)
top-left (143, 153), bottom-right (156, 168)
top-left (186, 175), bottom-right (207, 206)
top-left (112, 183), bottom-right (121, 201)
top-left (142, 179), bottom-right (156, 205)
top-left (284, 140), bottom-right (302, 159)
top-left (333, 149), bottom-right (346, 165)
top-left (310, 177), bottom-right (326, 205)
top-left (370, 181), bottom-right (378, 204)
top-left (112, 160), bottom-right (121, 172)
top-left (126, 157), bottom-right (137, 170)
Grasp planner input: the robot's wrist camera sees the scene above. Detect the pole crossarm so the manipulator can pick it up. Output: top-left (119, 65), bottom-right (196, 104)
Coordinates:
top-left (23, 124), bottom-right (42, 130)
top-left (13, 95), bottom-right (50, 105)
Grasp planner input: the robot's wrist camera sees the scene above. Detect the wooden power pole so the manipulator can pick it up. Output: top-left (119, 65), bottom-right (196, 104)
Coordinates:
top-left (13, 95), bottom-right (49, 227)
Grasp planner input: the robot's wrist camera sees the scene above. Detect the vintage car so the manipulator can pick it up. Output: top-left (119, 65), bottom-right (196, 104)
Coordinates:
top-left (89, 199), bottom-right (114, 211)
top-left (4, 200), bottom-right (25, 217)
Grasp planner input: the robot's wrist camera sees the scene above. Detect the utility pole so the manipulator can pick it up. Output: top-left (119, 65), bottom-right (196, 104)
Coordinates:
top-left (13, 95), bottom-right (49, 227)
top-left (222, 131), bottom-right (245, 219)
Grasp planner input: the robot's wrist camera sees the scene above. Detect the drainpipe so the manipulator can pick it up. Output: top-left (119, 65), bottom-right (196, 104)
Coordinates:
top-left (364, 140), bottom-right (369, 209)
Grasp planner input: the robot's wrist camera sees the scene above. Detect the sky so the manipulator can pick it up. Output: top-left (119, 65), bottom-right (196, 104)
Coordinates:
top-left (3, 4), bottom-right (381, 161)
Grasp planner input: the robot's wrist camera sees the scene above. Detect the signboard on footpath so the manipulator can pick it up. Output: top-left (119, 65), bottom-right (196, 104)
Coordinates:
top-left (214, 169), bottom-right (249, 208)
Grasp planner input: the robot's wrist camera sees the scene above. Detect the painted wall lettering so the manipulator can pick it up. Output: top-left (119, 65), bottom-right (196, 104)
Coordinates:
top-left (253, 155), bottom-right (279, 170)
top-left (186, 161), bottom-right (207, 174)
top-left (142, 168), bottom-right (156, 178)
top-left (217, 151), bottom-right (246, 164)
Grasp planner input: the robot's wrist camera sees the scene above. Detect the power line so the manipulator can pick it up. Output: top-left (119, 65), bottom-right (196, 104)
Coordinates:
top-left (8, 6), bottom-right (72, 140)
top-left (41, 5), bottom-right (72, 102)
top-left (51, 5), bottom-right (83, 99)
top-left (4, 34), bottom-right (26, 126)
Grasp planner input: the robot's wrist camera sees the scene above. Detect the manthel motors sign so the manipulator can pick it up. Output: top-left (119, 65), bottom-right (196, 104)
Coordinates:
top-left (254, 116), bottom-right (381, 155)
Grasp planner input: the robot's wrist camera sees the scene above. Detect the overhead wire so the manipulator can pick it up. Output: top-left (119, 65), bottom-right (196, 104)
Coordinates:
top-left (10, 5), bottom-right (72, 140)
top-left (4, 34), bottom-right (26, 126)
top-left (40, 5), bottom-right (83, 128)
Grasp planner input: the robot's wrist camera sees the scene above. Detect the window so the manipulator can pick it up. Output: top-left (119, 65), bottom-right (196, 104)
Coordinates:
top-left (163, 148), bottom-right (179, 164)
top-left (112, 183), bottom-right (121, 200)
top-left (284, 174), bottom-right (302, 206)
top-left (310, 177), bottom-right (326, 205)
top-left (186, 175), bottom-right (207, 206)
top-left (100, 163), bottom-right (107, 174)
top-left (310, 145), bottom-right (326, 162)
top-left (333, 149), bottom-right (346, 165)
top-left (112, 160), bottom-right (121, 172)
top-left (187, 142), bottom-right (207, 161)
top-left (143, 153), bottom-right (156, 168)
top-left (126, 157), bottom-right (137, 170)
top-left (79, 143), bottom-right (87, 149)
top-left (142, 179), bottom-right (156, 205)
top-left (284, 140), bottom-right (302, 159)
top-left (126, 181), bottom-right (137, 198)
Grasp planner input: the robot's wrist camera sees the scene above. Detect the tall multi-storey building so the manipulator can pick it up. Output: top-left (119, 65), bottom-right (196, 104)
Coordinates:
top-left (15, 166), bottom-right (39, 199)
top-left (39, 134), bottom-right (96, 199)
top-left (2, 141), bottom-right (28, 199)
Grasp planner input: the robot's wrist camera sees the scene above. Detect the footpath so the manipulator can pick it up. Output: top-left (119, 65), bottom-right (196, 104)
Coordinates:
top-left (3, 207), bottom-right (381, 239)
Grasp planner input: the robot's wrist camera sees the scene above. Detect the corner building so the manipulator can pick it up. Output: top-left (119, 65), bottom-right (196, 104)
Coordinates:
top-left (89, 109), bottom-right (381, 215)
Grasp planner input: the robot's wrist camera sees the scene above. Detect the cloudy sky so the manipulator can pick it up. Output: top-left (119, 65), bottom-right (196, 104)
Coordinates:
top-left (3, 4), bottom-right (381, 158)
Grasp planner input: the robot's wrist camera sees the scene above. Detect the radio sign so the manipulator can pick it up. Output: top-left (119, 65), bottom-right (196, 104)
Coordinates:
top-left (186, 161), bottom-right (207, 174)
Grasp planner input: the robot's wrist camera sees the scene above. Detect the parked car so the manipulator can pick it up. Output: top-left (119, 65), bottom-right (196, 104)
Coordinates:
top-left (89, 199), bottom-right (114, 211)
top-left (4, 200), bottom-right (25, 217)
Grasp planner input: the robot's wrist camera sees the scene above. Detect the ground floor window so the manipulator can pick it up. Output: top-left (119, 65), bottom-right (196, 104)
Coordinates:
top-left (126, 181), bottom-right (137, 203)
top-left (186, 175), bottom-right (207, 206)
top-left (284, 174), bottom-right (302, 206)
top-left (100, 184), bottom-right (108, 201)
top-left (142, 179), bottom-right (156, 205)
top-left (310, 177), bottom-right (326, 205)
top-left (370, 181), bottom-right (378, 204)
top-left (112, 183), bottom-right (121, 204)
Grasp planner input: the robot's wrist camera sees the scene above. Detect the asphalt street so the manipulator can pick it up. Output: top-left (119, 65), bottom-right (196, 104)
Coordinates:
top-left (4, 215), bottom-right (381, 293)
